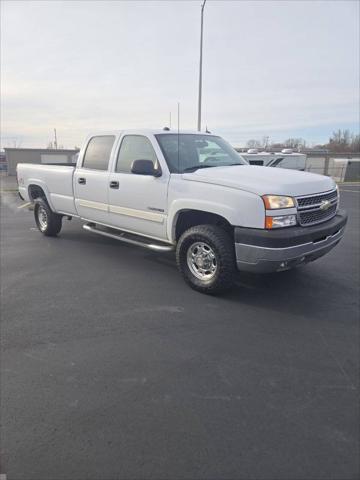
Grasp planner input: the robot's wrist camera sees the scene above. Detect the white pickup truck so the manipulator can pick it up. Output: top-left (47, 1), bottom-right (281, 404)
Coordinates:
top-left (17, 129), bottom-right (347, 293)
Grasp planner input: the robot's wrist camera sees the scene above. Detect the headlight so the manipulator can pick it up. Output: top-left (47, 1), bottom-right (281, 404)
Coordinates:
top-left (262, 195), bottom-right (295, 209)
top-left (265, 214), bottom-right (297, 229)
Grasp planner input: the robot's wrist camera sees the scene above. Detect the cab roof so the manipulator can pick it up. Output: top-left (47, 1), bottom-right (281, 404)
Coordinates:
top-left (86, 129), bottom-right (215, 137)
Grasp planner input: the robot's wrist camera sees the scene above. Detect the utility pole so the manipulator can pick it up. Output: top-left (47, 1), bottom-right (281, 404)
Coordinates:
top-left (54, 128), bottom-right (58, 150)
top-left (197, 0), bottom-right (206, 132)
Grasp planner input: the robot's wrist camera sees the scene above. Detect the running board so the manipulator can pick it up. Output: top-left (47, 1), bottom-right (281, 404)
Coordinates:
top-left (83, 223), bottom-right (174, 252)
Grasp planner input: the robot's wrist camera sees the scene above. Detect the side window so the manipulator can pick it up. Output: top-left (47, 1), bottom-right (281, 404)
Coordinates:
top-left (82, 135), bottom-right (115, 170)
top-left (116, 135), bottom-right (158, 173)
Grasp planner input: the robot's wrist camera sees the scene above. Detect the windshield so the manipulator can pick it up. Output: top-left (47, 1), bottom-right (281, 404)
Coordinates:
top-left (155, 134), bottom-right (248, 173)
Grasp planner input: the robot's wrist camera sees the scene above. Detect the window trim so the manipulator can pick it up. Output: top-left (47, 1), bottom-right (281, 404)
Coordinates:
top-left (115, 134), bottom-right (160, 174)
top-left (81, 135), bottom-right (116, 171)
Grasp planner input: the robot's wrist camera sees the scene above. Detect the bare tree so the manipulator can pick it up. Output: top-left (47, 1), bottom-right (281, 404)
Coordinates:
top-left (283, 138), bottom-right (306, 149)
top-left (3, 138), bottom-right (22, 148)
top-left (328, 129), bottom-right (359, 152)
top-left (262, 136), bottom-right (270, 150)
top-left (12, 138), bottom-right (22, 148)
top-left (351, 133), bottom-right (360, 152)
top-left (246, 139), bottom-right (262, 149)
top-left (270, 142), bottom-right (285, 150)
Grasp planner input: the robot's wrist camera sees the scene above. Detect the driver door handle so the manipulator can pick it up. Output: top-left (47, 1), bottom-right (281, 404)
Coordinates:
top-left (78, 177), bottom-right (86, 184)
top-left (110, 181), bottom-right (119, 189)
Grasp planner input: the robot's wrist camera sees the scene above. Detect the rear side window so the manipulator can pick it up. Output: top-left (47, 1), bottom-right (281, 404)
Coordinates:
top-left (82, 136), bottom-right (115, 170)
top-left (116, 135), bottom-right (158, 173)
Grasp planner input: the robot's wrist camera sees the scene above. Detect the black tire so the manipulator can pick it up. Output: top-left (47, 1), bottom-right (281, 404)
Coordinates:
top-left (176, 224), bottom-right (236, 294)
top-left (34, 198), bottom-right (62, 236)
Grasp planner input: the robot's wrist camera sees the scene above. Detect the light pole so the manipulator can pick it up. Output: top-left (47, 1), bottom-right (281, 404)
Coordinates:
top-left (197, 0), bottom-right (206, 132)
top-left (54, 128), bottom-right (58, 149)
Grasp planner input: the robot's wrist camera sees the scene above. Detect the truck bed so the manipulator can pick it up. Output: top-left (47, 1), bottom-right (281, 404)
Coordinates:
top-left (17, 163), bottom-right (77, 215)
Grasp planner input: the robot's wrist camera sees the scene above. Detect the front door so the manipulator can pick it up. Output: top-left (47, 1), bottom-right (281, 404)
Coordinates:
top-left (108, 134), bottom-right (169, 241)
top-left (74, 135), bottom-right (115, 223)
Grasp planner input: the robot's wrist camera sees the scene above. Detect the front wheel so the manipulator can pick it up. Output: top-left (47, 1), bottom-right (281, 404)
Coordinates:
top-left (34, 198), bottom-right (62, 236)
top-left (176, 225), bottom-right (236, 294)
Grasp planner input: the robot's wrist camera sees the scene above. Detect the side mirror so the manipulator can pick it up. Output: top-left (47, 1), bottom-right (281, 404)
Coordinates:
top-left (131, 159), bottom-right (161, 177)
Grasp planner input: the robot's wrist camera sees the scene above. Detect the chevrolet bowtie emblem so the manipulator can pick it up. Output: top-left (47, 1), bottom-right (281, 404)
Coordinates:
top-left (320, 200), bottom-right (331, 210)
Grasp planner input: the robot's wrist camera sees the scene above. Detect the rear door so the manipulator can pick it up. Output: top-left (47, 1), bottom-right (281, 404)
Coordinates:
top-left (74, 135), bottom-right (115, 223)
top-left (108, 134), bottom-right (169, 240)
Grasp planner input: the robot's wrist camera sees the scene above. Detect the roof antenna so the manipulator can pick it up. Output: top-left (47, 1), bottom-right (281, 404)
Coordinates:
top-left (177, 102), bottom-right (180, 173)
top-left (205, 125), bottom-right (211, 134)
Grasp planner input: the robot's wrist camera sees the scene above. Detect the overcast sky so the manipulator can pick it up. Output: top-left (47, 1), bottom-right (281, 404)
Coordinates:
top-left (1, 0), bottom-right (359, 148)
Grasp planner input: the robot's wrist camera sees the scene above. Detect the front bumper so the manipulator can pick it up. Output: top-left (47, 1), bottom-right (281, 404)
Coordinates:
top-left (234, 210), bottom-right (348, 273)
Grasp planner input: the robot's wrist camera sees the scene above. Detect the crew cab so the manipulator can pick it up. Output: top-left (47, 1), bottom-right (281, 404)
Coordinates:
top-left (17, 130), bottom-right (347, 293)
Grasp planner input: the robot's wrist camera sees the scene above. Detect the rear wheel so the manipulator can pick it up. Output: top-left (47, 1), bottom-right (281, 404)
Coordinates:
top-left (34, 198), bottom-right (62, 236)
top-left (176, 224), bottom-right (236, 294)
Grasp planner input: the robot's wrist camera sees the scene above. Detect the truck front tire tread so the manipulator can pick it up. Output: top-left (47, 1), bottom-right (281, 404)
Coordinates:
top-left (176, 224), bottom-right (236, 294)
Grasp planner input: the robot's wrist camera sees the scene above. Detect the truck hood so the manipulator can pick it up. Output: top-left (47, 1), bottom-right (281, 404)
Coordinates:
top-left (182, 165), bottom-right (336, 197)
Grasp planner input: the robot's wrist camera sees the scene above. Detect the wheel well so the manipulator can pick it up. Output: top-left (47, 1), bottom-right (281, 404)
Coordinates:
top-left (175, 210), bottom-right (233, 241)
top-left (28, 184), bottom-right (47, 201)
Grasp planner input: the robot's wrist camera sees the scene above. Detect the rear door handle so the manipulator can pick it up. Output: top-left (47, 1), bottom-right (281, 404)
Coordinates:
top-left (109, 181), bottom-right (119, 189)
top-left (78, 177), bottom-right (86, 185)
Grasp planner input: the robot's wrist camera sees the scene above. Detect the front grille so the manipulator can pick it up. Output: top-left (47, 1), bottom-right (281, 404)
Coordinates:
top-left (297, 189), bottom-right (337, 208)
top-left (296, 189), bottom-right (338, 226)
top-left (299, 203), bottom-right (337, 226)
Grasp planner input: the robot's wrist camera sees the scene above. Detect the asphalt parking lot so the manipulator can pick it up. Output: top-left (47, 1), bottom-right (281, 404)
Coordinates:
top-left (1, 184), bottom-right (359, 480)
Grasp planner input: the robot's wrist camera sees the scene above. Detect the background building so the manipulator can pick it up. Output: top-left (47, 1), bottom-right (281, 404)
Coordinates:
top-left (4, 148), bottom-right (79, 176)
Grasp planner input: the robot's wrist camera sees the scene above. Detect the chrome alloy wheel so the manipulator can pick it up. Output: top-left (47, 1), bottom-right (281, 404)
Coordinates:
top-left (186, 242), bottom-right (217, 281)
top-left (37, 205), bottom-right (48, 231)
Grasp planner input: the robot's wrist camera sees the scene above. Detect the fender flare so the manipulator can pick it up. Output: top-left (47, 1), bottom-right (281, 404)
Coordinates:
top-left (27, 179), bottom-right (56, 211)
top-left (167, 199), bottom-right (236, 243)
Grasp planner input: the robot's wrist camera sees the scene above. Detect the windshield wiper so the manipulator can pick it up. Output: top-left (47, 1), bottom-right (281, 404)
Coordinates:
top-left (183, 163), bottom-right (244, 172)
top-left (183, 164), bottom-right (217, 172)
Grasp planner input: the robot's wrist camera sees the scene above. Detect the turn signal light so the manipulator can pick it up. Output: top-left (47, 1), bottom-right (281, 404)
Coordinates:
top-left (265, 214), bottom-right (297, 229)
top-left (265, 216), bottom-right (273, 229)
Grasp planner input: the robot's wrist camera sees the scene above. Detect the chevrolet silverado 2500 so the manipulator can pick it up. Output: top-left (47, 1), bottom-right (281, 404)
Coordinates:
top-left (17, 130), bottom-right (348, 293)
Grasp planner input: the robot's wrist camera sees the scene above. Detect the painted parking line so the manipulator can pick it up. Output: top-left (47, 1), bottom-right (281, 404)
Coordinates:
top-left (17, 202), bottom-right (31, 209)
top-left (339, 189), bottom-right (360, 193)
